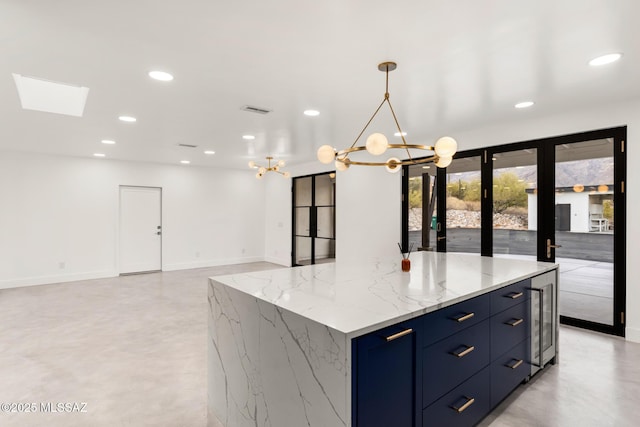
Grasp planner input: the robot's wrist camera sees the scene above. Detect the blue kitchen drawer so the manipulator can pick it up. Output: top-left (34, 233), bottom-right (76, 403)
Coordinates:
top-left (422, 319), bottom-right (490, 408)
top-left (490, 301), bottom-right (528, 359)
top-left (491, 278), bottom-right (530, 314)
top-left (422, 292), bottom-right (491, 347)
top-left (422, 366), bottom-right (491, 427)
top-left (491, 339), bottom-right (529, 408)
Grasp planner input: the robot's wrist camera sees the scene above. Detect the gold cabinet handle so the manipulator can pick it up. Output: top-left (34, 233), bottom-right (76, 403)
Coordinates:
top-left (506, 318), bottom-right (524, 327)
top-left (507, 292), bottom-right (524, 299)
top-left (508, 359), bottom-right (524, 369)
top-left (385, 328), bottom-right (413, 342)
top-left (454, 312), bottom-right (475, 322)
top-left (451, 345), bottom-right (475, 358)
top-left (452, 396), bottom-right (475, 413)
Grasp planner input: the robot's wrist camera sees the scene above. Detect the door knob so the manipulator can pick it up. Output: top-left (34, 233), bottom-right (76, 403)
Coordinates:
top-left (546, 238), bottom-right (562, 258)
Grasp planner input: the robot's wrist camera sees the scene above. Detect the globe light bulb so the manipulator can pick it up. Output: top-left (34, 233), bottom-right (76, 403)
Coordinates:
top-left (385, 157), bottom-right (402, 173)
top-left (317, 145), bottom-right (336, 164)
top-left (248, 160), bottom-right (256, 169)
top-left (365, 133), bottom-right (388, 156)
top-left (256, 172), bottom-right (263, 179)
top-left (278, 160), bottom-right (286, 167)
top-left (283, 171), bottom-right (291, 178)
top-left (258, 167), bottom-right (266, 174)
top-left (273, 165), bottom-right (280, 172)
top-left (434, 136), bottom-right (458, 158)
top-left (435, 156), bottom-right (452, 168)
top-left (335, 158), bottom-right (350, 171)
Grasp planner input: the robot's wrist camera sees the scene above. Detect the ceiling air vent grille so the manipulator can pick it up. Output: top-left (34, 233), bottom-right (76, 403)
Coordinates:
top-left (241, 105), bottom-right (272, 115)
top-left (178, 143), bottom-right (198, 148)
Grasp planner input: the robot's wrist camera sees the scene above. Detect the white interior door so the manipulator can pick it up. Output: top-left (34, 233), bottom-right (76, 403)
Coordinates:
top-left (119, 186), bottom-right (162, 274)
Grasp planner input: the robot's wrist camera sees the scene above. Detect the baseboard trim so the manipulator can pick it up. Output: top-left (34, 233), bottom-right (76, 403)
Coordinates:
top-left (264, 256), bottom-right (290, 267)
top-left (163, 256), bottom-right (265, 272)
top-left (0, 270), bottom-right (117, 290)
top-left (626, 327), bottom-right (640, 343)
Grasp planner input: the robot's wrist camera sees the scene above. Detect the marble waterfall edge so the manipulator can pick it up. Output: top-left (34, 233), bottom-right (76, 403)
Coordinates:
top-left (208, 279), bottom-right (350, 427)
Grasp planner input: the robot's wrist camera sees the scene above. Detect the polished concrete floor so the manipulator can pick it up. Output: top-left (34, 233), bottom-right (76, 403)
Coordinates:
top-left (1, 263), bottom-right (639, 426)
top-left (494, 254), bottom-right (614, 325)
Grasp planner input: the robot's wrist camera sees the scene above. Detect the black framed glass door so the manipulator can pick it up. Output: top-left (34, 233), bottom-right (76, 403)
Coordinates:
top-left (292, 172), bottom-right (336, 266)
top-left (545, 134), bottom-right (626, 333)
top-left (402, 127), bottom-right (626, 336)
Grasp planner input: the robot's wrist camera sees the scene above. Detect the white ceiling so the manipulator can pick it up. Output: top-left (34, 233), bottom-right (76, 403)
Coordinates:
top-left (1, 0), bottom-right (638, 169)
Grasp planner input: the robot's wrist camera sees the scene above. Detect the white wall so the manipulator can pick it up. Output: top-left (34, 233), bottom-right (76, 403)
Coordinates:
top-left (265, 98), bottom-right (640, 342)
top-left (0, 151), bottom-right (268, 288)
top-left (335, 166), bottom-right (402, 264)
top-left (561, 192), bottom-right (590, 232)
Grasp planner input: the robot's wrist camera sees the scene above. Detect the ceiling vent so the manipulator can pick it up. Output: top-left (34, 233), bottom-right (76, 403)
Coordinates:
top-left (178, 143), bottom-right (198, 148)
top-left (241, 105), bottom-right (272, 115)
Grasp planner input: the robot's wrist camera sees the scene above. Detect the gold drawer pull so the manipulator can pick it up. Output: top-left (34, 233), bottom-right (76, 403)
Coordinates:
top-left (454, 312), bottom-right (475, 322)
top-left (509, 359), bottom-right (524, 369)
top-left (452, 396), bottom-right (475, 413)
top-left (452, 345), bottom-right (475, 358)
top-left (507, 291), bottom-right (524, 299)
top-left (506, 318), bottom-right (524, 327)
top-left (385, 328), bottom-right (413, 342)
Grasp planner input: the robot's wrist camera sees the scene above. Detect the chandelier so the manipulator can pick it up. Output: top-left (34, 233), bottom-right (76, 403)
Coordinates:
top-left (317, 62), bottom-right (457, 173)
top-left (248, 156), bottom-right (290, 179)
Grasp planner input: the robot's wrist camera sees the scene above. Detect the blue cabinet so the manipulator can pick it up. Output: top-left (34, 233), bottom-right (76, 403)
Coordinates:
top-left (353, 278), bottom-right (533, 427)
top-left (354, 317), bottom-right (422, 427)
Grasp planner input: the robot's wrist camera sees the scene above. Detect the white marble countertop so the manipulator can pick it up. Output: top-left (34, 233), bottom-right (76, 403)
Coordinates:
top-left (210, 252), bottom-right (557, 338)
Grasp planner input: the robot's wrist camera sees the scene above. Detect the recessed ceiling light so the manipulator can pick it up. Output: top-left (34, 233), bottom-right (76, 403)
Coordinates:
top-left (242, 135), bottom-right (256, 140)
top-left (304, 110), bottom-right (320, 116)
top-left (394, 132), bottom-right (407, 137)
top-left (148, 70), bottom-right (174, 81)
top-left (180, 160), bottom-right (190, 164)
top-left (93, 153), bottom-right (106, 157)
top-left (204, 150), bottom-right (215, 155)
top-left (589, 53), bottom-right (622, 66)
top-left (118, 115), bottom-right (137, 122)
top-left (101, 139), bottom-right (116, 145)
top-left (515, 101), bottom-right (534, 109)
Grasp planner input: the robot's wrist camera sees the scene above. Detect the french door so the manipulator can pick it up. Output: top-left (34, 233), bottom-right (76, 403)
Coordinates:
top-left (403, 127), bottom-right (626, 336)
top-left (292, 172), bottom-right (336, 266)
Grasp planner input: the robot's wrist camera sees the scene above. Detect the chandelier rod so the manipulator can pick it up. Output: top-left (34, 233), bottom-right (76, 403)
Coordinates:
top-left (348, 97), bottom-right (387, 152)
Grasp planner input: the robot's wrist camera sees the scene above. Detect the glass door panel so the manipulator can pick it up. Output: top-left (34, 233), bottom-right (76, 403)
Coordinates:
top-left (295, 207), bottom-right (311, 236)
top-left (492, 149), bottom-right (537, 261)
top-left (315, 174), bottom-right (334, 206)
top-left (316, 207), bottom-right (335, 239)
top-left (554, 139), bottom-right (614, 326)
top-left (296, 177), bottom-right (312, 206)
top-left (445, 155), bottom-right (482, 254)
top-left (295, 236), bottom-right (313, 265)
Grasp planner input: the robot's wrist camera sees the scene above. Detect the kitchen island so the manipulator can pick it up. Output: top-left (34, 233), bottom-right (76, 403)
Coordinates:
top-left (208, 252), bottom-right (558, 427)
